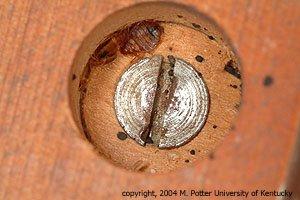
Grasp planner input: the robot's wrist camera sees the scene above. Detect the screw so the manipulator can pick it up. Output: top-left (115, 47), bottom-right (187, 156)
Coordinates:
top-left (114, 55), bottom-right (209, 148)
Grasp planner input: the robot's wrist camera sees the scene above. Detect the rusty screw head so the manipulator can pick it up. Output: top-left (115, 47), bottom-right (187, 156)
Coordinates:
top-left (114, 55), bottom-right (209, 148)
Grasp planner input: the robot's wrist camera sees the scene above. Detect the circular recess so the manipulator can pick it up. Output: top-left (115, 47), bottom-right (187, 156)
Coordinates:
top-left (69, 2), bottom-right (242, 173)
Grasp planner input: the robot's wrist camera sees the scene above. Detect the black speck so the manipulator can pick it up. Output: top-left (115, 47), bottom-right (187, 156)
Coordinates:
top-left (224, 60), bottom-right (241, 79)
top-left (192, 23), bottom-right (201, 29)
top-left (195, 55), bottom-right (204, 62)
top-left (213, 125), bottom-right (217, 129)
top-left (230, 84), bottom-right (238, 89)
top-left (177, 15), bottom-right (183, 18)
top-left (218, 50), bottom-right (222, 54)
top-left (263, 75), bottom-right (274, 86)
top-left (72, 74), bottom-right (77, 80)
top-left (204, 27), bottom-right (208, 31)
top-left (208, 35), bottom-right (215, 40)
top-left (169, 47), bottom-right (173, 51)
top-left (190, 150), bottom-right (196, 155)
top-left (185, 159), bottom-right (190, 163)
top-left (117, 132), bottom-right (127, 140)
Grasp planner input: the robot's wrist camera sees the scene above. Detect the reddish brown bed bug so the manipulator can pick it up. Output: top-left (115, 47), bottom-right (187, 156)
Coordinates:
top-left (90, 20), bottom-right (163, 65)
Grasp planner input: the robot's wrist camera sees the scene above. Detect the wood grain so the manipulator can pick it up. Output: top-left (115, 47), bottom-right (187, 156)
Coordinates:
top-left (0, 0), bottom-right (299, 199)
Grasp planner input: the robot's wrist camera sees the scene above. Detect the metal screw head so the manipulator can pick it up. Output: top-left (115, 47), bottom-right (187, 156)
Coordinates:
top-left (114, 55), bottom-right (209, 148)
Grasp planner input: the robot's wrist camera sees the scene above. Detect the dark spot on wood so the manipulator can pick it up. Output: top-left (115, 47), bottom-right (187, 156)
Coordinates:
top-left (209, 152), bottom-right (215, 160)
top-left (213, 125), bottom-right (217, 129)
top-left (224, 60), bottom-right (241, 79)
top-left (190, 149), bottom-right (196, 155)
top-left (72, 74), bottom-right (77, 80)
top-left (208, 35), bottom-right (215, 40)
top-left (177, 15), bottom-right (183, 18)
top-left (263, 75), bottom-right (274, 86)
top-left (117, 132), bottom-right (127, 140)
top-left (185, 159), bottom-right (190, 163)
top-left (230, 84), bottom-right (238, 89)
top-left (195, 55), bottom-right (204, 62)
top-left (192, 23), bottom-right (201, 29)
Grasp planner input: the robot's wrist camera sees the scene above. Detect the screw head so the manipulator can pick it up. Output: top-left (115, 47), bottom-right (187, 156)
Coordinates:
top-left (114, 55), bottom-right (209, 148)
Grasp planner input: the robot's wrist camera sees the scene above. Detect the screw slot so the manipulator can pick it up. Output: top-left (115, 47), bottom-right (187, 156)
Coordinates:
top-left (114, 55), bottom-right (209, 148)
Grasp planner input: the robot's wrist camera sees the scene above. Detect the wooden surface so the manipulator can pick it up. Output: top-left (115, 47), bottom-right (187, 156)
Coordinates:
top-left (0, 0), bottom-right (299, 199)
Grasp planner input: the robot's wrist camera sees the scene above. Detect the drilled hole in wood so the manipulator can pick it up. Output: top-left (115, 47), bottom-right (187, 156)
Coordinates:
top-left (69, 2), bottom-right (242, 173)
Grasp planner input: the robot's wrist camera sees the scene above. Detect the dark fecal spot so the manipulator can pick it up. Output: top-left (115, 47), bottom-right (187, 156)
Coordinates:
top-left (213, 125), bottom-right (217, 129)
top-left (169, 47), bottom-right (173, 51)
top-left (263, 75), bottom-right (274, 86)
top-left (230, 84), bottom-right (238, 89)
top-left (218, 50), bottom-right (222, 54)
top-left (117, 132), bottom-right (127, 140)
top-left (224, 60), bottom-right (241, 79)
top-left (192, 23), bottom-right (201, 29)
top-left (209, 153), bottom-right (215, 160)
top-left (208, 35), bottom-right (215, 40)
top-left (185, 159), bottom-right (190, 163)
top-left (72, 74), bottom-right (77, 80)
top-left (177, 15), bottom-right (183, 18)
top-left (195, 55), bottom-right (204, 62)
top-left (190, 150), bottom-right (196, 155)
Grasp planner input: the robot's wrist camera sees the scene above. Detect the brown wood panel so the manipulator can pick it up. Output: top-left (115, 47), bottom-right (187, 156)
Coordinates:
top-left (0, 0), bottom-right (299, 199)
